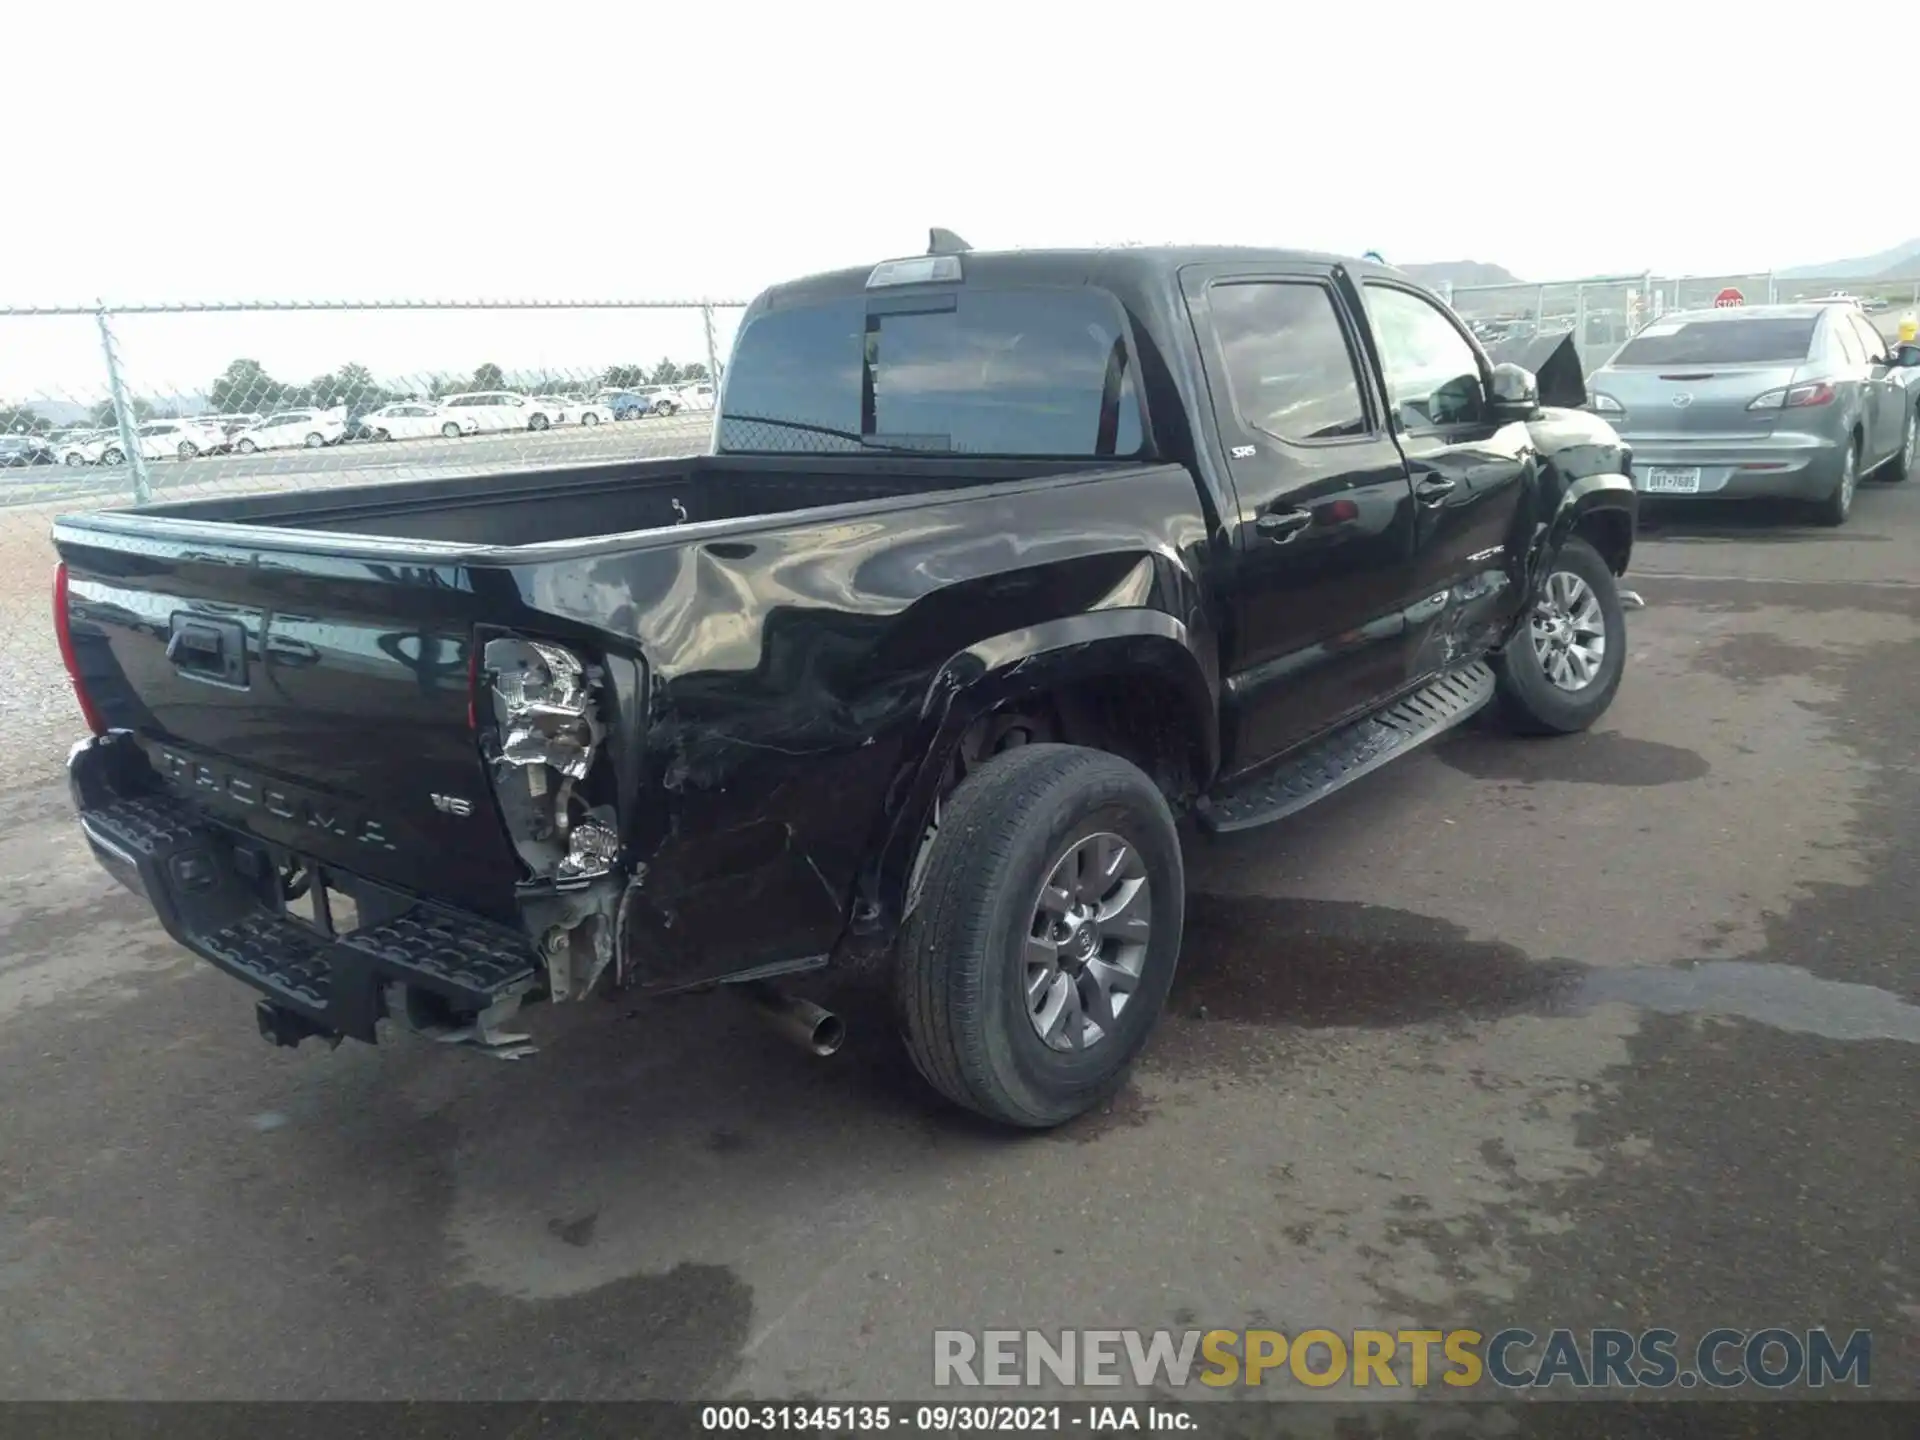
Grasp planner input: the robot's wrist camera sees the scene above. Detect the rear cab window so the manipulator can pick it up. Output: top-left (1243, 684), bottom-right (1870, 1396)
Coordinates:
top-left (716, 285), bottom-right (1146, 457)
top-left (1613, 317), bottom-right (1818, 366)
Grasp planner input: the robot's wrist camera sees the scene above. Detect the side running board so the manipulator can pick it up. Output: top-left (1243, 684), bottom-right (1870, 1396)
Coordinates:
top-left (1197, 662), bottom-right (1495, 833)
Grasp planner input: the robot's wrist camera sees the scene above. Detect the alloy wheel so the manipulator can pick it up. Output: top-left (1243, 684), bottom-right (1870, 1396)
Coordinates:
top-left (1530, 569), bottom-right (1608, 692)
top-left (1023, 832), bottom-right (1152, 1052)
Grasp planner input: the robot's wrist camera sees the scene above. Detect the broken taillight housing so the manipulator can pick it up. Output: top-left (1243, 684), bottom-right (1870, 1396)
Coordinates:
top-left (482, 637), bottom-right (618, 884)
top-left (53, 563), bottom-right (105, 736)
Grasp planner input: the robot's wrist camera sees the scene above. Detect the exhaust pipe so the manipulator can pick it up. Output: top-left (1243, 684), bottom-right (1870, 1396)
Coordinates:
top-left (743, 982), bottom-right (845, 1057)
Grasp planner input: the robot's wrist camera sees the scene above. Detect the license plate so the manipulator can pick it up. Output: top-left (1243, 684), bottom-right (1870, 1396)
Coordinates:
top-left (1642, 466), bottom-right (1701, 495)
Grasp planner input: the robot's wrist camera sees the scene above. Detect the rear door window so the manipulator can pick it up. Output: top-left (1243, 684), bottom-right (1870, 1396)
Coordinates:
top-left (1614, 317), bottom-right (1818, 365)
top-left (718, 286), bottom-right (1144, 457)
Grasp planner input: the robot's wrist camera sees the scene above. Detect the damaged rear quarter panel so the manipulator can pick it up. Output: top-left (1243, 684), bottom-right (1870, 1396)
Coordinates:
top-left (504, 464), bottom-right (1215, 990)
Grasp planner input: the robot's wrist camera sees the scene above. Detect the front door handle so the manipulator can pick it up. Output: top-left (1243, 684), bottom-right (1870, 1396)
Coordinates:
top-left (1255, 508), bottom-right (1313, 542)
top-left (1414, 475), bottom-right (1458, 504)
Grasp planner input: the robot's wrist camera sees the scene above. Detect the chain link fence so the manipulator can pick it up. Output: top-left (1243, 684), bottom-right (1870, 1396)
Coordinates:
top-left (0, 298), bottom-right (745, 782)
top-left (0, 298), bottom-right (747, 513)
top-left (1446, 271), bottom-right (1920, 374)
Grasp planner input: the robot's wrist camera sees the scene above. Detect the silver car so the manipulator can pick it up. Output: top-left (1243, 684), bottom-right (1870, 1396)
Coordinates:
top-left (1588, 303), bottom-right (1920, 525)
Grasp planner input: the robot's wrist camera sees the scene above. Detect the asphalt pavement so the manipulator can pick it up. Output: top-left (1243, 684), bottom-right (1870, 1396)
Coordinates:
top-left (0, 461), bottom-right (1915, 1409)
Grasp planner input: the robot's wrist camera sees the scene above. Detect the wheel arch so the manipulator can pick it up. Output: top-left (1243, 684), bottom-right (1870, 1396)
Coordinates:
top-left (848, 608), bottom-right (1218, 956)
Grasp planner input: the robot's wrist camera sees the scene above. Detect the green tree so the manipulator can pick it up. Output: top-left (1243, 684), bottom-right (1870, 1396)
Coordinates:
top-left (603, 365), bottom-right (648, 389)
top-left (472, 362), bottom-right (505, 390)
top-left (649, 358), bottom-right (682, 385)
top-left (210, 358), bottom-right (286, 415)
top-left (0, 404), bottom-right (45, 434)
top-left (679, 362), bottom-right (709, 383)
top-left (310, 362), bottom-right (387, 410)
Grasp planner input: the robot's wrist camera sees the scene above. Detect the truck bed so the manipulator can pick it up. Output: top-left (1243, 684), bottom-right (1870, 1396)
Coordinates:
top-left (128, 452), bottom-right (1117, 549)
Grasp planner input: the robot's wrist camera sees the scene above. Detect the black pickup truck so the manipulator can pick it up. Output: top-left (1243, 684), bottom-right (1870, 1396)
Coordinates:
top-left (54, 236), bottom-right (1638, 1127)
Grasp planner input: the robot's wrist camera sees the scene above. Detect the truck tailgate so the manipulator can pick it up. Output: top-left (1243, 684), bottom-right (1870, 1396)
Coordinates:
top-left (55, 526), bottom-right (522, 919)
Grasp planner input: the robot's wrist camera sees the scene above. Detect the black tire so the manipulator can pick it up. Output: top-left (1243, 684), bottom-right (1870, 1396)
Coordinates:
top-left (101, 447), bottom-right (124, 467)
top-left (896, 743), bottom-right (1184, 1129)
top-left (1883, 407), bottom-right (1916, 483)
top-left (582, 411), bottom-right (601, 427)
top-left (656, 401), bottom-right (678, 417)
top-left (234, 438), bottom-right (257, 454)
top-left (1492, 536), bottom-right (1627, 735)
top-left (303, 432), bottom-right (325, 449)
top-left (176, 441), bottom-right (197, 459)
top-left (440, 422), bottom-right (461, 439)
top-left (64, 453), bottom-right (84, 467)
top-left (1813, 436), bottom-right (1860, 526)
top-left (373, 428), bottom-right (392, 442)
top-left (529, 413), bottom-right (550, 432)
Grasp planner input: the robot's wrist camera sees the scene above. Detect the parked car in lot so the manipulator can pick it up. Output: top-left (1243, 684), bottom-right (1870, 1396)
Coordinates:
top-left (361, 402), bottom-right (478, 442)
top-left (1588, 303), bottom-right (1920, 524)
top-left (231, 410), bottom-right (348, 453)
top-left (595, 389), bottom-right (653, 420)
top-left (133, 418), bottom-right (230, 460)
top-left (52, 239), bottom-right (1638, 1128)
top-left (438, 391), bottom-right (561, 433)
top-left (0, 434), bottom-right (55, 466)
top-left (533, 396), bottom-right (612, 427)
top-left (57, 430), bottom-right (120, 466)
top-left (198, 413), bottom-right (264, 444)
top-left (652, 382), bottom-right (715, 415)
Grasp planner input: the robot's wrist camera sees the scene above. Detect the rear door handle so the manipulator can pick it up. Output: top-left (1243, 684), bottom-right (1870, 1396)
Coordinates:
top-left (1414, 475), bottom-right (1458, 504)
top-left (1255, 508), bottom-right (1313, 542)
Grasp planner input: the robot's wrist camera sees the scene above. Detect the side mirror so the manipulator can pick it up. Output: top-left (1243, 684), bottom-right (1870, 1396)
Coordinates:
top-left (1488, 362), bottom-right (1540, 421)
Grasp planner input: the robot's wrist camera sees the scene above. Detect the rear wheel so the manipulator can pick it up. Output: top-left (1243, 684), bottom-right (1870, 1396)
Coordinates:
top-left (440, 421), bottom-right (461, 439)
top-left (582, 410), bottom-right (601, 427)
top-left (234, 438), bottom-right (257, 454)
top-left (1493, 536), bottom-right (1626, 735)
top-left (303, 432), bottom-right (325, 449)
top-left (101, 447), bottom-right (124, 466)
top-left (373, 428), bottom-right (392, 442)
top-left (656, 400), bottom-right (678, 417)
top-left (529, 413), bottom-right (550, 432)
top-left (1813, 436), bottom-right (1859, 526)
top-left (64, 453), bottom-right (84, 467)
top-left (176, 441), bottom-right (198, 459)
top-left (896, 744), bottom-right (1184, 1128)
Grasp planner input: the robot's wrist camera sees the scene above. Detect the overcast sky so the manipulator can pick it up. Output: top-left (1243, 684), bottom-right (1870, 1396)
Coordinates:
top-left (3, 0), bottom-right (1909, 404)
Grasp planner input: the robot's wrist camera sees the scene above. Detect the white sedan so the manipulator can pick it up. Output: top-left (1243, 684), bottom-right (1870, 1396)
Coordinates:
top-left (58, 419), bottom-right (227, 465)
top-left (362, 402), bottom-right (478, 442)
top-left (58, 430), bottom-right (120, 466)
top-left (654, 383), bottom-right (715, 415)
top-left (533, 396), bottom-right (612, 427)
top-left (231, 410), bottom-right (347, 453)
top-left (438, 391), bottom-right (564, 434)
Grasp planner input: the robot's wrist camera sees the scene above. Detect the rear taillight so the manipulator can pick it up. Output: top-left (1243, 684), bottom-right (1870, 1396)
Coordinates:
top-left (481, 637), bottom-right (617, 883)
top-left (52, 562), bottom-right (105, 735)
top-left (1749, 382), bottom-right (1835, 411)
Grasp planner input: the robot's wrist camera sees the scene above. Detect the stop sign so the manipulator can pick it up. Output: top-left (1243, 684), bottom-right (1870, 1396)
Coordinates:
top-left (1714, 287), bottom-right (1745, 308)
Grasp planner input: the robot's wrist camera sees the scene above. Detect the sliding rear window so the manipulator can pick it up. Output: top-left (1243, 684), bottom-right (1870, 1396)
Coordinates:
top-left (716, 287), bottom-right (1146, 457)
top-left (1612, 317), bottom-right (1818, 366)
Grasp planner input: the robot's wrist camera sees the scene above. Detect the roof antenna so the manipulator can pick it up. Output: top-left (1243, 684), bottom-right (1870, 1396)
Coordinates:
top-left (928, 228), bottom-right (972, 256)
